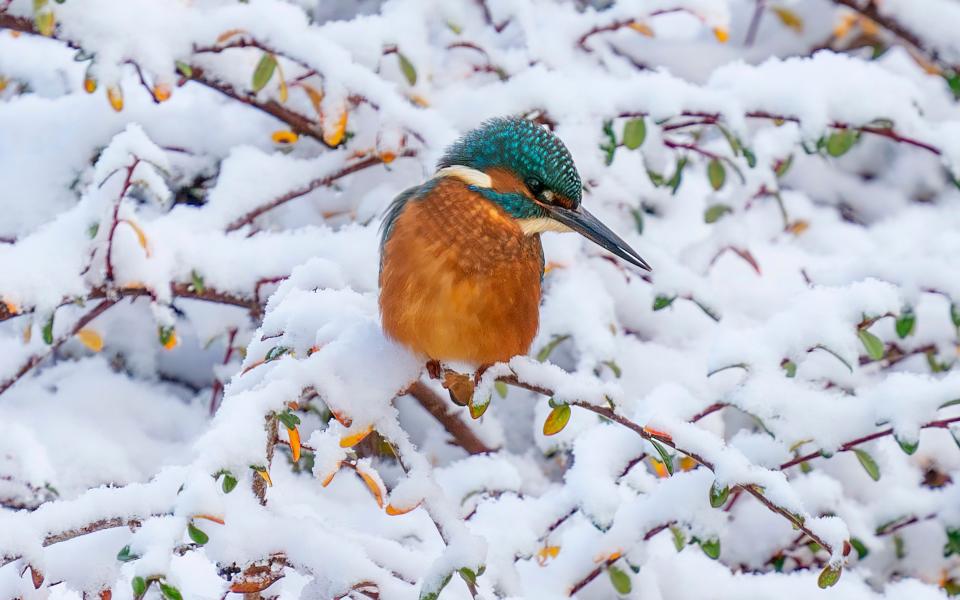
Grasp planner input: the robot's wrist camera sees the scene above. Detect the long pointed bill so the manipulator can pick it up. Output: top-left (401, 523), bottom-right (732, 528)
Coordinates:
top-left (545, 204), bottom-right (652, 271)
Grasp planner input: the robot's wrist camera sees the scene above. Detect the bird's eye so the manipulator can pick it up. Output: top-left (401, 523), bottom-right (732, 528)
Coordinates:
top-left (526, 178), bottom-right (545, 197)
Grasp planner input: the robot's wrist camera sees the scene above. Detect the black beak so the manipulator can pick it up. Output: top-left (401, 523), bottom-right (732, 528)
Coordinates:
top-left (545, 204), bottom-right (651, 271)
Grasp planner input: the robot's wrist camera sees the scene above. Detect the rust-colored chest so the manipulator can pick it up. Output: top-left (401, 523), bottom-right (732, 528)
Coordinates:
top-left (379, 177), bottom-right (544, 365)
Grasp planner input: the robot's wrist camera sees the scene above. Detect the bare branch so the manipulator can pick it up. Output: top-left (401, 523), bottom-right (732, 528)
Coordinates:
top-left (407, 381), bottom-right (495, 455)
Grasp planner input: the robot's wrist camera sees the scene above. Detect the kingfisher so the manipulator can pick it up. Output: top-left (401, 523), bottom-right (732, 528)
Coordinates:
top-left (379, 117), bottom-right (650, 387)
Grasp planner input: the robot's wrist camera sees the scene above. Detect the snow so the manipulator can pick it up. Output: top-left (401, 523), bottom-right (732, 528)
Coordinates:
top-left (2, 0), bottom-right (960, 598)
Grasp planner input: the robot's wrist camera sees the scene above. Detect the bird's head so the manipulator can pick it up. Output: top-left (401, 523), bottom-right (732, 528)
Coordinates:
top-left (438, 117), bottom-right (650, 271)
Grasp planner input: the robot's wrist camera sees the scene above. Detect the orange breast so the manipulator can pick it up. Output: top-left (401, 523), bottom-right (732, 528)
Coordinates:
top-left (379, 177), bottom-right (543, 365)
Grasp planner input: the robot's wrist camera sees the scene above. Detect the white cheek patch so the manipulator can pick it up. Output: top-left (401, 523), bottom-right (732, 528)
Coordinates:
top-left (434, 165), bottom-right (493, 188)
top-left (518, 217), bottom-right (573, 236)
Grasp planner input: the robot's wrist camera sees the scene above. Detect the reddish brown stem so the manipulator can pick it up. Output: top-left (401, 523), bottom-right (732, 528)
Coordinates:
top-left (406, 381), bottom-right (494, 455)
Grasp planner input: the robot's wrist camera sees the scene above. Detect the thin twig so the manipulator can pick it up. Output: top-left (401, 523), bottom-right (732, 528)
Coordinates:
top-left (406, 381), bottom-right (494, 455)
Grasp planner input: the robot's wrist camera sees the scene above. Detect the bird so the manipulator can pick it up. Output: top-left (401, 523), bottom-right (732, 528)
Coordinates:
top-left (379, 117), bottom-right (650, 397)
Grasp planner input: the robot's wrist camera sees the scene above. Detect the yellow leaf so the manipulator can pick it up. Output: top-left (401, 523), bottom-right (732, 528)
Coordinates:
top-left (216, 28), bottom-right (249, 44)
top-left (858, 15), bottom-right (879, 36)
top-left (0, 77), bottom-right (8, 93)
top-left (652, 459), bottom-right (669, 478)
top-left (271, 130), bottom-right (298, 145)
top-left (385, 501), bottom-right (421, 516)
top-left (153, 82), bottom-right (171, 103)
top-left (193, 514), bottom-right (225, 525)
top-left (771, 6), bottom-right (804, 33)
top-left (255, 468), bottom-right (272, 487)
top-left (594, 550), bottom-right (621, 564)
top-left (679, 456), bottom-right (697, 471)
top-left (409, 93), bottom-right (430, 107)
top-left (118, 219), bottom-right (149, 256)
top-left (287, 426), bottom-right (301, 463)
top-left (2, 300), bottom-right (18, 316)
top-left (713, 26), bottom-right (729, 43)
top-left (628, 21), bottom-right (654, 37)
top-left (297, 82), bottom-right (324, 118)
top-left (278, 74), bottom-right (289, 103)
top-left (106, 85), bottom-right (123, 112)
top-left (83, 76), bottom-right (97, 94)
top-left (340, 424), bottom-right (373, 448)
top-left (542, 404), bottom-right (571, 436)
top-left (76, 328), bottom-right (103, 352)
top-left (35, 11), bottom-right (55, 37)
top-left (536, 545), bottom-right (560, 566)
top-left (787, 220), bottom-right (809, 235)
top-left (322, 106), bottom-right (348, 147)
top-left (22, 323), bottom-right (31, 343)
top-left (833, 13), bottom-right (856, 38)
top-left (356, 466), bottom-right (385, 508)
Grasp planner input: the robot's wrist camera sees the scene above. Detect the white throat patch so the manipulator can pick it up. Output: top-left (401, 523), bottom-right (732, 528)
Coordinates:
top-left (434, 165), bottom-right (492, 188)
top-left (517, 217), bottom-right (573, 236)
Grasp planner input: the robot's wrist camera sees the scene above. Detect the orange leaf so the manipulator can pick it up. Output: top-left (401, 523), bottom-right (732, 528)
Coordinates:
top-left (2, 300), bottom-right (18, 316)
top-left (379, 151), bottom-right (397, 164)
top-left (679, 456), bottom-right (697, 471)
top-left (322, 106), bottom-right (348, 147)
top-left (287, 426), bottom-right (301, 463)
top-left (255, 469), bottom-right (272, 487)
top-left (106, 85), bottom-right (123, 112)
top-left (320, 461), bottom-right (342, 487)
top-left (833, 13), bottom-right (856, 38)
top-left (99, 590), bottom-right (112, 600)
top-left (356, 467), bottom-right (385, 508)
top-left (340, 424), bottom-right (373, 448)
top-left (713, 26), bottom-right (729, 43)
top-left (409, 93), bottom-right (430, 107)
top-left (162, 330), bottom-right (178, 351)
top-left (29, 565), bottom-right (43, 589)
top-left (153, 82), bottom-right (171, 102)
top-left (193, 514), bottom-right (225, 525)
top-left (330, 407), bottom-right (353, 427)
top-left (22, 323), bottom-right (31, 343)
top-left (651, 459), bottom-right (669, 478)
top-left (787, 220), bottom-right (809, 235)
top-left (83, 76), bottom-right (97, 94)
top-left (536, 545), bottom-right (560, 566)
top-left (241, 358), bottom-right (265, 375)
top-left (628, 21), bottom-right (654, 36)
top-left (643, 426), bottom-right (672, 442)
top-left (216, 28), bottom-right (249, 43)
top-left (76, 328), bottom-right (104, 352)
top-left (118, 219), bottom-right (149, 256)
top-left (594, 550), bottom-right (622, 564)
top-left (385, 501), bottom-right (421, 516)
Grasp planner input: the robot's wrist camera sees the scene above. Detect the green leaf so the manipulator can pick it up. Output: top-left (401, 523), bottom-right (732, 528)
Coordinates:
top-left (175, 61), bottom-right (193, 78)
top-left (458, 567), bottom-right (477, 587)
top-left (700, 537), bottom-right (721, 559)
top-left (649, 439), bottom-right (673, 475)
top-left (742, 147), bottom-right (757, 168)
top-left (668, 157), bottom-right (688, 194)
top-left (853, 448), bottom-right (881, 481)
top-left (782, 360), bottom-right (797, 378)
top-left (647, 169), bottom-right (665, 187)
top-left (131, 576), bottom-right (147, 598)
top-left (775, 154), bottom-right (794, 178)
top-left (543, 404), bottom-right (571, 436)
top-left (945, 528), bottom-right (960, 557)
top-left (446, 20), bottom-right (463, 34)
top-left (221, 472), bottom-right (237, 494)
top-left (826, 129), bottom-right (857, 157)
top-left (603, 360), bottom-right (622, 378)
top-left (670, 525), bottom-right (685, 551)
top-left (707, 158), bottom-right (726, 190)
top-left (895, 308), bottom-right (915, 338)
top-left (87, 222), bottom-right (99, 238)
top-left (277, 409), bottom-right (301, 430)
top-left (951, 302), bottom-right (960, 329)
top-left (159, 582), bottom-right (183, 600)
top-left (117, 544), bottom-right (140, 562)
top-left (536, 334), bottom-right (570, 362)
top-left (950, 425), bottom-right (960, 450)
top-left (600, 119), bottom-right (617, 166)
top-left (652, 295), bottom-right (676, 311)
top-left (858, 329), bottom-right (885, 361)
top-left (771, 554), bottom-right (786, 572)
top-left (622, 118), bottom-right (646, 150)
top-left (818, 565), bottom-right (842, 588)
top-left (190, 270), bottom-right (205, 294)
top-left (397, 52), bottom-right (417, 86)
top-left (709, 481), bottom-right (730, 508)
top-left (419, 572), bottom-right (452, 600)
top-left (608, 565), bottom-right (632, 594)
top-left (158, 325), bottom-right (175, 348)
top-left (188, 522), bottom-right (209, 545)
top-left (850, 537), bottom-right (869, 559)
top-left (494, 380), bottom-right (508, 399)
top-left (265, 346), bottom-right (291, 362)
top-left (630, 207), bottom-right (644, 234)
top-left (895, 434), bottom-right (918, 455)
top-left (704, 203), bottom-right (731, 224)
top-left (894, 534), bottom-right (906, 559)
top-left (42, 315), bottom-right (54, 345)
top-left (251, 52), bottom-right (278, 92)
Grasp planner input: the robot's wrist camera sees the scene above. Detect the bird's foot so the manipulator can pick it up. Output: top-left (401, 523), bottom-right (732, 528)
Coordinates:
top-left (425, 359), bottom-right (442, 380)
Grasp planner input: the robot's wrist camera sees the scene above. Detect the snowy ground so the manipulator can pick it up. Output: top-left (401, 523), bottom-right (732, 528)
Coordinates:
top-left (1, 0), bottom-right (960, 598)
